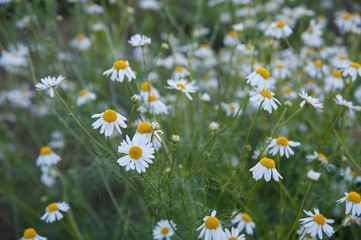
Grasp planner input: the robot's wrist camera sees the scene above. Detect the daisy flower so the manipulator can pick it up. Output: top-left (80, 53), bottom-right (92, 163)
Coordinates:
top-left (35, 75), bottom-right (64, 97)
top-left (77, 89), bottom-right (96, 106)
top-left (0, 46), bottom-right (28, 71)
top-left (299, 208), bottom-right (334, 239)
top-left (139, 81), bottom-right (160, 101)
top-left (306, 151), bottom-right (328, 164)
top-left (296, 226), bottom-right (317, 240)
top-left (221, 102), bottom-right (240, 117)
top-left (172, 66), bottom-right (190, 79)
top-left (91, 109), bottom-right (127, 137)
top-left (272, 63), bottom-right (291, 80)
top-left (128, 34), bottom-right (151, 47)
top-left (249, 88), bottom-right (281, 113)
top-left (138, 94), bottom-right (168, 115)
top-left (231, 212), bottom-right (256, 235)
top-left (301, 20), bottom-right (323, 48)
top-left (265, 20), bottom-right (293, 39)
top-left (196, 210), bottom-right (225, 240)
top-left (266, 136), bottom-right (301, 158)
top-left (199, 75), bottom-right (218, 90)
top-left (152, 219), bottom-right (176, 240)
top-left (20, 228), bottom-right (47, 240)
top-left (343, 215), bottom-right (361, 226)
top-left (336, 191), bottom-right (361, 216)
top-left (224, 31), bottom-right (239, 47)
top-left (249, 157), bottom-right (283, 182)
top-left (334, 94), bottom-right (355, 110)
top-left (166, 79), bottom-right (198, 100)
top-left (36, 146), bottom-right (61, 167)
top-left (340, 166), bottom-right (361, 183)
top-left (224, 227), bottom-right (245, 240)
top-left (307, 170), bottom-right (321, 181)
top-left (70, 34), bottom-right (91, 51)
top-left (282, 87), bottom-right (298, 100)
top-left (194, 44), bottom-right (213, 58)
top-left (139, 0), bottom-right (161, 10)
top-left (103, 60), bottom-right (136, 82)
top-left (40, 202), bottom-right (70, 223)
top-left (117, 134), bottom-right (155, 173)
top-left (246, 67), bottom-right (270, 90)
top-left (299, 90), bottom-right (323, 112)
top-left (335, 12), bottom-right (353, 32)
top-left (342, 61), bottom-right (361, 81)
top-left (304, 60), bottom-right (329, 79)
top-left (324, 71), bottom-right (345, 92)
top-left (135, 121), bottom-right (162, 144)
top-left (84, 2), bottom-right (103, 14)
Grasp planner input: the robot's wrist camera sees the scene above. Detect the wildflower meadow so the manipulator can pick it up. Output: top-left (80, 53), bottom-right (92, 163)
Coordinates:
top-left (1, 0), bottom-right (361, 239)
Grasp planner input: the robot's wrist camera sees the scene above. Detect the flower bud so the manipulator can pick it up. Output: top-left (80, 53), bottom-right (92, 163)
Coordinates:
top-left (171, 135), bottom-right (181, 143)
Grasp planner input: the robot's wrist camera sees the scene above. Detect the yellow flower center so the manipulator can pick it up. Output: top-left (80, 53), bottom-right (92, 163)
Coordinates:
top-left (88, 2), bottom-right (95, 7)
top-left (229, 238), bottom-right (238, 240)
top-left (201, 44), bottom-right (209, 48)
top-left (276, 137), bottom-right (289, 146)
top-left (102, 109), bottom-right (117, 122)
top-left (78, 89), bottom-right (88, 96)
top-left (276, 21), bottom-right (286, 28)
top-left (283, 88), bottom-right (292, 94)
top-left (176, 83), bottom-right (186, 89)
top-left (161, 227), bottom-right (169, 235)
top-left (175, 66), bottom-right (184, 72)
top-left (204, 76), bottom-right (210, 81)
top-left (242, 213), bottom-right (252, 223)
top-left (343, 13), bottom-right (351, 20)
top-left (205, 216), bottom-right (220, 229)
top-left (260, 90), bottom-right (272, 99)
top-left (40, 146), bottom-right (52, 155)
top-left (137, 122), bottom-right (153, 134)
top-left (314, 60), bottom-right (322, 67)
top-left (113, 60), bottom-right (128, 70)
top-left (229, 104), bottom-right (235, 111)
top-left (229, 31), bottom-right (237, 37)
top-left (129, 146), bottom-right (142, 159)
top-left (331, 70), bottom-right (342, 78)
top-left (23, 228), bottom-right (37, 239)
top-left (260, 158), bottom-right (275, 169)
top-left (318, 153), bottom-right (328, 161)
top-left (347, 192), bottom-right (361, 203)
top-left (47, 203), bottom-right (59, 212)
top-left (305, 233), bottom-right (313, 239)
top-left (313, 214), bottom-right (326, 225)
top-left (148, 94), bottom-right (158, 101)
top-left (245, 45), bottom-right (250, 50)
top-left (339, 55), bottom-right (348, 60)
top-left (141, 81), bottom-right (152, 91)
top-left (276, 64), bottom-right (284, 69)
top-left (349, 219), bottom-right (357, 224)
top-left (255, 67), bottom-right (270, 79)
top-left (11, 52), bottom-right (20, 58)
top-left (75, 34), bottom-right (86, 41)
top-left (350, 62), bottom-right (361, 69)
top-left (350, 171), bottom-right (356, 177)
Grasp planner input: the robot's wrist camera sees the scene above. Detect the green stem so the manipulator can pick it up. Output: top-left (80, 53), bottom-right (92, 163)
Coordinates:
top-left (158, 144), bottom-right (175, 194)
top-left (123, 82), bottom-right (143, 121)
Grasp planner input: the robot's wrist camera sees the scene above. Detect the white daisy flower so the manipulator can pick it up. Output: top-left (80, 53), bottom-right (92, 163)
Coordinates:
top-left (343, 215), bottom-right (361, 226)
top-left (134, 121), bottom-right (163, 144)
top-left (36, 146), bottom-right (61, 167)
top-left (138, 94), bottom-right (168, 115)
top-left (266, 136), bottom-right (301, 158)
top-left (340, 166), bottom-right (361, 183)
top-left (298, 90), bottom-right (323, 112)
top-left (35, 75), bottom-right (64, 97)
top-left (334, 94), bottom-right (355, 110)
top-left (221, 102), bottom-right (240, 117)
top-left (224, 227), bottom-right (245, 240)
top-left (194, 44), bottom-right (214, 58)
top-left (224, 31), bottom-right (239, 47)
top-left (299, 208), bottom-right (334, 239)
top-left (91, 109), bottom-right (127, 137)
top-left (199, 75), bottom-right (218, 90)
top-left (84, 2), bottom-right (103, 14)
top-left (0, 46), bottom-right (28, 71)
top-left (304, 60), bottom-right (329, 79)
top-left (20, 228), bottom-right (47, 240)
top-left (139, 81), bottom-right (160, 101)
top-left (40, 166), bottom-right (57, 187)
top-left (264, 20), bottom-right (293, 39)
top-left (40, 202), bottom-right (69, 223)
top-left (128, 34), bottom-right (151, 47)
top-left (307, 170), bottom-right (321, 181)
top-left (249, 88), bottom-right (281, 113)
top-left (117, 134), bottom-right (155, 173)
top-left (335, 12), bottom-right (353, 32)
top-left (306, 151), bottom-right (328, 164)
top-left (301, 19), bottom-right (323, 48)
top-left (336, 191), bottom-right (361, 216)
top-left (172, 66), bottom-right (190, 79)
top-left (296, 226), bottom-right (317, 240)
top-left (196, 210), bottom-right (225, 240)
top-left (272, 63), bottom-right (291, 80)
top-left (231, 212), bottom-right (255, 235)
top-left (166, 79), bottom-right (198, 100)
top-left (236, 44), bottom-right (253, 55)
top-left (324, 70), bottom-right (344, 92)
top-left (70, 34), bottom-right (91, 51)
top-left (139, 0), bottom-right (161, 11)
top-left (152, 219), bottom-right (176, 240)
top-left (342, 61), bottom-right (361, 81)
top-left (76, 89), bottom-right (96, 106)
top-left (281, 87), bottom-right (298, 100)
top-left (249, 157), bottom-right (283, 182)
top-left (103, 60), bottom-right (136, 82)
top-left (246, 67), bottom-right (270, 90)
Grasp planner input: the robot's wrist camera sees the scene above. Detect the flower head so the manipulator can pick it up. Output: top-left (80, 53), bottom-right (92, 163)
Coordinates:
top-left (91, 109), bottom-right (127, 137)
top-left (103, 60), bottom-right (136, 82)
top-left (299, 208), bottom-right (334, 239)
top-left (128, 34), bottom-right (151, 47)
top-left (266, 136), bottom-right (301, 158)
top-left (299, 90), bottom-right (323, 112)
top-left (36, 146), bottom-right (61, 167)
top-left (337, 191), bottom-right (361, 216)
top-left (249, 88), bottom-right (281, 113)
top-left (166, 79), bottom-right (198, 100)
top-left (231, 211), bottom-right (256, 235)
top-left (196, 210), bottom-right (225, 240)
top-left (40, 202), bottom-right (69, 223)
top-left (249, 157), bottom-right (283, 182)
top-left (224, 227), bottom-right (245, 240)
top-left (152, 219), bottom-right (176, 240)
top-left (77, 89), bottom-right (96, 106)
top-left (20, 228), bottom-right (47, 240)
top-left (246, 67), bottom-right (270, 90)
top-left (35, 75), bottom-right (64, 97)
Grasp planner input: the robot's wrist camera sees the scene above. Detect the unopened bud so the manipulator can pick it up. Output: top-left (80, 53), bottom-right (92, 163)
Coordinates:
top-left (284, 100), bottom-right (292, 107)
top-left (246, 145), bottom-right (252, 151)
top-left (161, 43), bottom-right (169, 49)
top-left (171, 135), bottom-right (181, 143)
top-left (131, 94), bottom-right (140, 104)
top-left (56, 15), bottom-right (63, 22)
top-left (151, 121), bottom-right (160, 130)
top-left (209, 122), bottom-right (220, 131)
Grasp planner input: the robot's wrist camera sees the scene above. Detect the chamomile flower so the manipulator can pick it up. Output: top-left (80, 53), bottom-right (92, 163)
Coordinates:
top-left (20, 228), bottom-right (47, 240)
top-left (36, 146), bottom-right (61, 167)
top-left (342, 61), bottom-right (361, 81)
top-left (35, 75), bottom-right (64, 97)
top-left (172, 66), bottom-right (190, 79)
top-left (70, 34), bottom-right (91, 51)
top-left (199, 75), bottom-right (218, 90)
top-left (266, 136), bottom-right (301, 158)
top-left (301, 19), bottom-right (323, 48)
top-left (335, 12), bottom-right (353, 32)
top-left (91, 109), bottom-right (127, 137)
top-left (334, 94), bottom-right (354, 110)
top-left (103, 60), bottom-right (136, 82)
top-left (221, 102), bottom-right (240, 117)
top-left (324, 71), bottom-right (344, 92)
top-left (236, 44), bottom-right (253, 55)
top-left (224, 31), bottom-right (239, 47)
top-left (196, 210), bottom-right (225, 240)
top-left (272, 63), bottom-right (291, 80)
top-left (139, 0), bottom-right (161, 10)
top-left (40, 166), bottom-right (57, 187)
top-left (340, 166), bottom-right (361, 183)
top-left (304, 60), bottom-right (329, 79)
top-left (135, 121), bottom-right (162, 144)
top-left (299, 90), bottom-right (323, 112)
top-left (246, 67), bottom-right (270, 90)
top-left (117, 134), bottom-right (155, 173)
top-left (337, 191), bottom-right (361, 216)
top-left (224, 227), bottom-right (245, 240)
top-left (76, 89), bottom-right (96, 106)
top-left (138, 94), bottom-right (168, 115)
top-left (343, 216), bottom-right (361, 226)
top-left (139, 81), bottom-right (160, 101)
top-left (152, 219), bottom-right (176, 240)
top-left (307, 170), bottom-right (321, 181)
top-left (40, 202), bottom-right (70, 223)
top-left (249, 88), bottom-right (281, 113)
top-left (282, 87), bottom-right (298, 100)
top-left (265, 20), bottom-right (293, 39)
top-left (84, 2), bottom-right (103, 14)
top-left (166, 79), bottom-right (198, 100)
top-left (195, 44), bottom-right (214, 58)
top-left (0, 45), bottom-right (28, 71)
top-left (231, 212), bottom-right (255, 235)
top-left (299, 208), bottom-right (334, 239)
top-left (296, 226), bottom-right (317, 240)
top-left (306, 151), bottom-right (328, 164)
top-left (249, 157), bottom-right (283, 182)
top-left (128, 34), bottom-right (151, 47)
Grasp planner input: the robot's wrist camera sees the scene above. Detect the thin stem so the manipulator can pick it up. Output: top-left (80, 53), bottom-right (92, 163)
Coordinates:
top-left (127, 105), bottom-right (134, 136)
top-left (158, 144), bottom-right (175, 194)
top-left (123, 81), bottom-right (143, 121)
top-left (60, 220), bottom-right (78, 239)
top-left (107, 136), bottom-right (118, 156)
